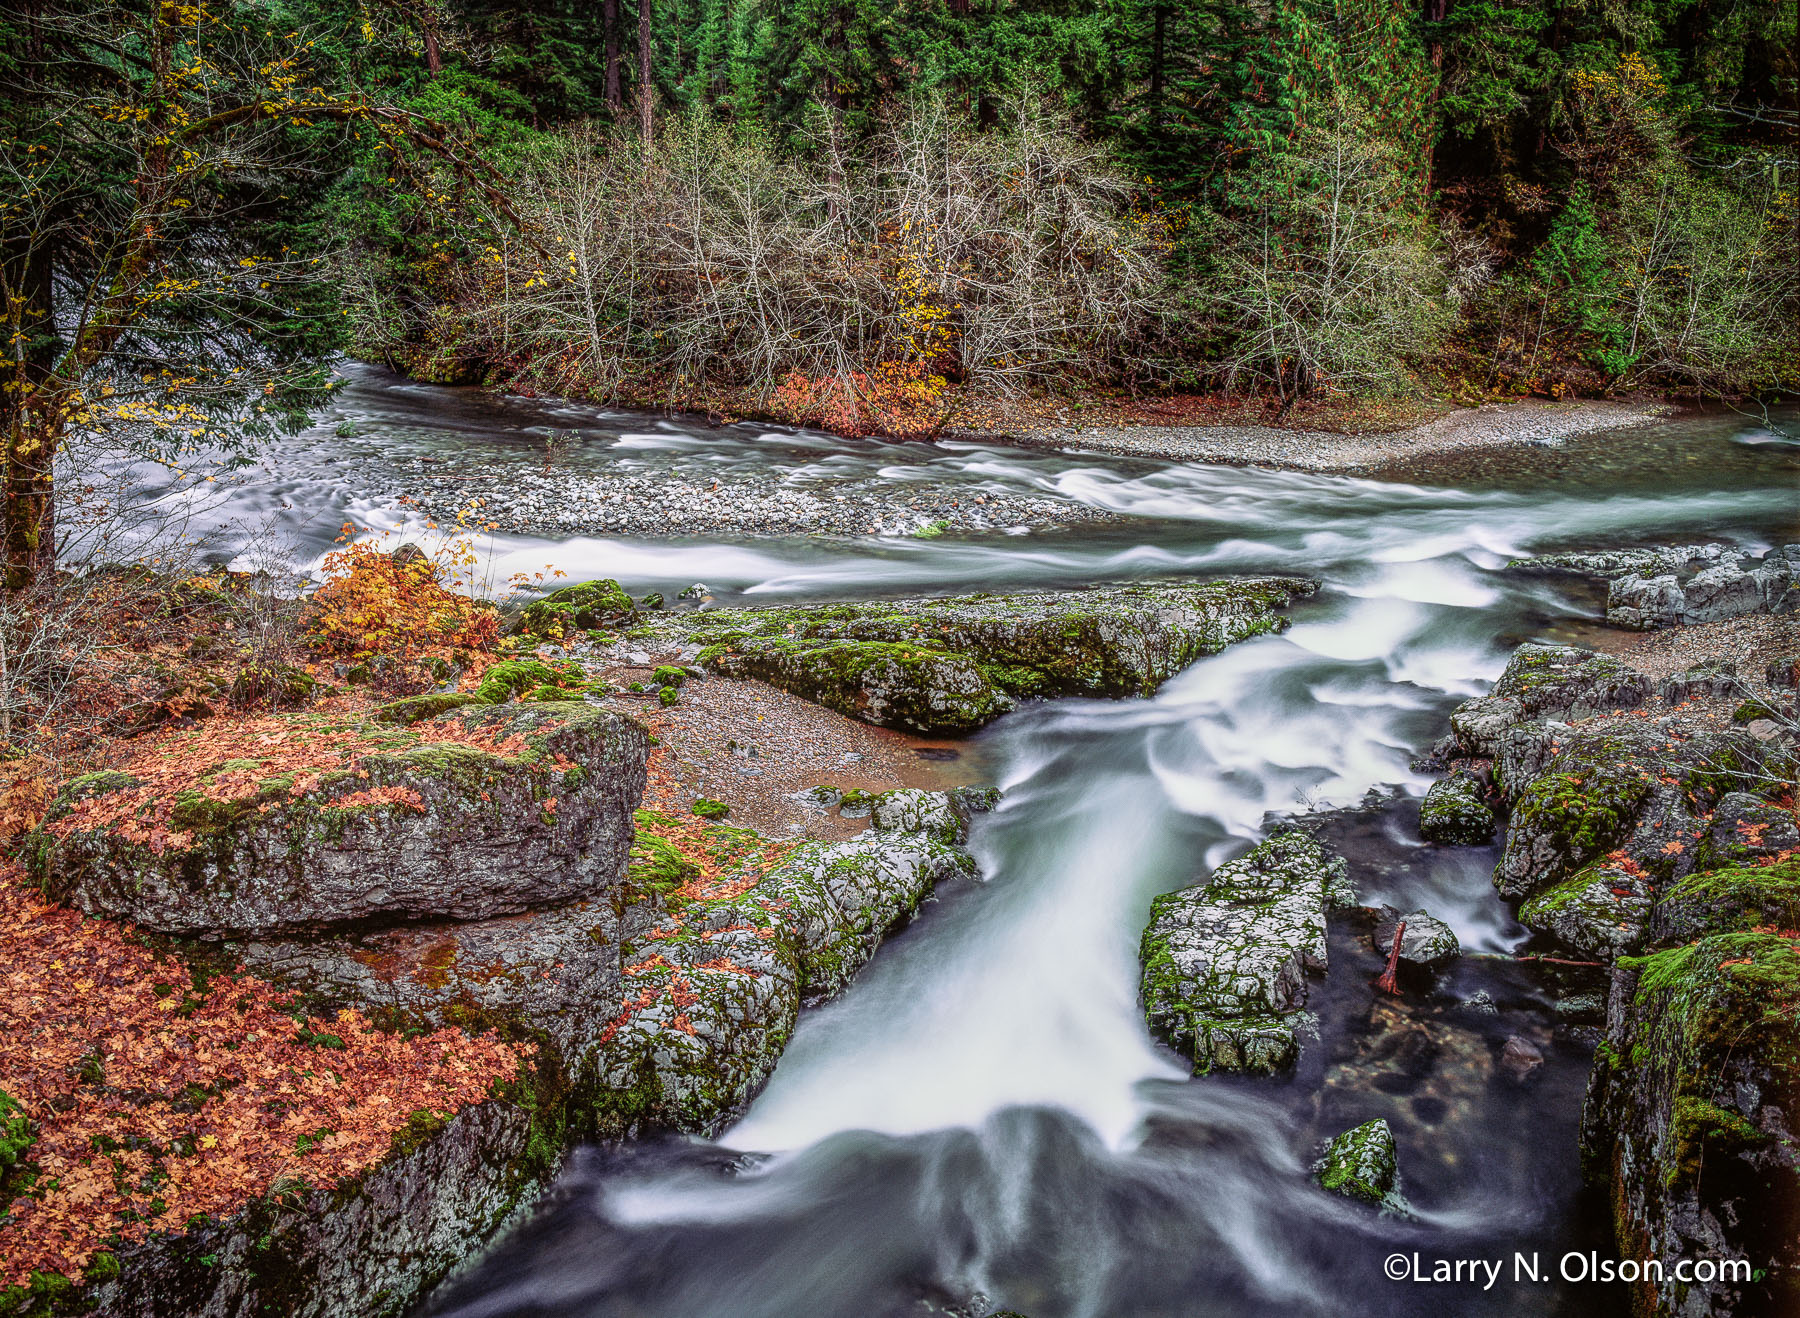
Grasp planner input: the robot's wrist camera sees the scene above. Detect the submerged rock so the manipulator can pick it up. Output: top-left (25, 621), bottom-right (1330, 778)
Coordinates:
top-left (651, 578), bottom-right (1318, 735)
top-left (1139, 831), bottom-right (1354, 1074)
top-left (1498, 1035), bottom-right (1544, 1085)
top-left (1418, 769), bottom-right (1494, 844)
top-left (1313, 1118), bottom-right (1399, 1205)
top-left (33, 703), bottom-right (646, 938)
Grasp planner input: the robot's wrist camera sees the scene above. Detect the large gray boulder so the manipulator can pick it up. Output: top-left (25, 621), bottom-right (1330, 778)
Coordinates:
top-left (651, 578), bottom-right (1318, 735)
top-left (33, 703), bottom-right (647, 938)
top-left (1139, 831), bottom-right (1354, 1074)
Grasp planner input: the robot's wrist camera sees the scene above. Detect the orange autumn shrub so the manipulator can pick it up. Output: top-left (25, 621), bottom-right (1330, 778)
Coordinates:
top-left (766, 361), bottom-right (947, 439)
top-left (303, 528), bottom-right (498, 668)
top-left (0, 862), bottom-right (527, 1288)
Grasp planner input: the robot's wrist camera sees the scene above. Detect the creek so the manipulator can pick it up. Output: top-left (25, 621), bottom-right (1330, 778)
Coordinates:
top-left (234, 369), bottom-right (1799, 1318)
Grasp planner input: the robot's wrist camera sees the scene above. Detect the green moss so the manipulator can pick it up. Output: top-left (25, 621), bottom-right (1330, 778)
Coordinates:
top-left (515, 579), bottom-right (635, 640)
top-left (372, 692), bottom-right (479, 726)
top-left (657, 685), bottom-right (679, 707)
top-left (1510, 766), bottom-right (1650, 871)
top-left (167, 789), bottom-right (262, 835)
top-left (691, 798), bottom-right (729, 820)
top-left (1663, 861), bottom-right (1800, 938)
top-left (0, 1090), bottom-right (31, 1173)
top-left (651, 665), bottom-right (687, 688)
top-left (1668, 1095), bottom-right (1763, 1189)
top-left (1732, 698), bottom-right (1779, 723)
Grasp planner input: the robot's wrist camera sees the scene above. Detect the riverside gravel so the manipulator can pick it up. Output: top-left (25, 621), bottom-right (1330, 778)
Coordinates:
top-left (396, 465), bottom-right (1110, 538)
top-left (959, 397), bottom-right (1671, 478)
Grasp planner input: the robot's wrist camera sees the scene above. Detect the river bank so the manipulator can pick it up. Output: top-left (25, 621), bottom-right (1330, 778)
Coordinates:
top-left (948, 395), bottom-right (1674, 479)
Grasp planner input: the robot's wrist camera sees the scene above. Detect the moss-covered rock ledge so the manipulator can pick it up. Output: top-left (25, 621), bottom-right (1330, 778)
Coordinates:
top-left (30, 703), bottom-right (646, 937)
top-left (1430, 640), bottom-right (1800, 1316)
top-left (641, 577), bottom-right (1318, 734)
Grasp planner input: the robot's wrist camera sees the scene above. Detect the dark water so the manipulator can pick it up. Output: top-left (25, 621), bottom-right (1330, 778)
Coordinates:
top-left (201, 370), bottom-right (1797, 1318)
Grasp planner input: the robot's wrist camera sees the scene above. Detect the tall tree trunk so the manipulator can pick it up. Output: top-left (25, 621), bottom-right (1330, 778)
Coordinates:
top-left (1, 237), bottom-right (58, 590)
top-left (638, 0), bottom-right (654, 144)
top-left (604, 0), bottom-right (622, 109)
top-left (422, 10), bottom-right (442, 74)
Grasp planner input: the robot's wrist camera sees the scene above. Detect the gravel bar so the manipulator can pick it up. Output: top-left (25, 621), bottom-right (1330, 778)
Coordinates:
top-left (952, 398), bottom-right (1671, 477)
top-left (396, 465), bottom-right (1110, 538)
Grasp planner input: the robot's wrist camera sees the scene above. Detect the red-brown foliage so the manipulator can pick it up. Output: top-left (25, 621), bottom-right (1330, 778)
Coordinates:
top-left (0, 862), bottom-right (527, 1288)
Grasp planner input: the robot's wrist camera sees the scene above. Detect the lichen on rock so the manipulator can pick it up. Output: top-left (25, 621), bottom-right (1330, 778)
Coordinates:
top-left (1313, 1118), bottom-right (1400, 1206)
top-left (1139, 830), bottom-right (1354, 1075)
top-left (1418, 769), bottom-right (1494, 845)
top-left (649, 577), bottom-right (1318, 735)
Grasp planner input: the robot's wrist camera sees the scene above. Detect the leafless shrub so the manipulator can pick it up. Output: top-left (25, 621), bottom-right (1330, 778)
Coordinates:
top-left (447, 95), bottom-right (1174, 413)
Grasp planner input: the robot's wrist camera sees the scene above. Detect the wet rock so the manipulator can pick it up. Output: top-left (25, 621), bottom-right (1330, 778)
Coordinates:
top-left (1608, 573), bottom-right (1685, 630)
top-left (1492, 713), bottom-right (1761, 902)
top-left (1504, 543), bottom-right (1800, 630)
top-left (1139, 831), bottom-right (1354, 1074)
top-left (1313, 1118), bottom-right (1398, 1205)
top-left (1447, 696), bottom-right (1524, 759)
top-left (599, 827), bottom-right (980, 1132)
top-left (1370, 906), bottom-right (1461, 971)
top-left (1458, 989), bottom-right (1499, 1016)
top-left (1581, 930), bottom-right (1800, 1317)
top-left (1504, 543), bottom-right (1743, 581)
top-left (1489, 643), bottom-right (1654, 721)
top-left (1517, 861), bottom-right (1652, 959)
top-left (33, 703), bottom-right (647, 938)
top-left (1418, 769), bottom-right (1494, 844)
top-left (652, 578), bottom-right (1318, 736)
top-left (870, 787), bottom-right (999, 846)
top-left (1497, 1035), bottom-right (1543, 1084)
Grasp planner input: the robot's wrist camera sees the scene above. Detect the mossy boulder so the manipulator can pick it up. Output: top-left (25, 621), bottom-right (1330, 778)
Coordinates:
top-left (372, 692), bottom-right (480, 726)
top-left (1314, 1118), bottom-right (1399, 1206)
top-left (1518, 861), bottom-right (1653, 960)
top-left (514, 579), bottom-right (635, 640)
top-left (1139, 831), bottom-right (1354, 1075)
top-left (1492, 716), bottom-right (1761, 901)
top-left (704, 638), bottom-right (1010, 735)
top-left (655, 578), bottom-right (1317, 735)
top-left (54, 1083), bottom-right (565, 1318)
top-left (870, 786), bottom-right (998, 846)
top-left (1418, 770), bottom-right (1494, 845)
top-left (1655, 860), bottom-right (1800, 946)
top-left (33, 704), bottom-right (648, 938)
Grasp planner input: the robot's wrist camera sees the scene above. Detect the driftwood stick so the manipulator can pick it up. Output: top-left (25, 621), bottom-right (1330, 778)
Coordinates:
top-left (1374, 921), bottom-right (1407, 996)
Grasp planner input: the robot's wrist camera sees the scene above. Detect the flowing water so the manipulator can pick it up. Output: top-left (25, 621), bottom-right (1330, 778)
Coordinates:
top-left (226, 369), bottom-right (1798, 1318)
